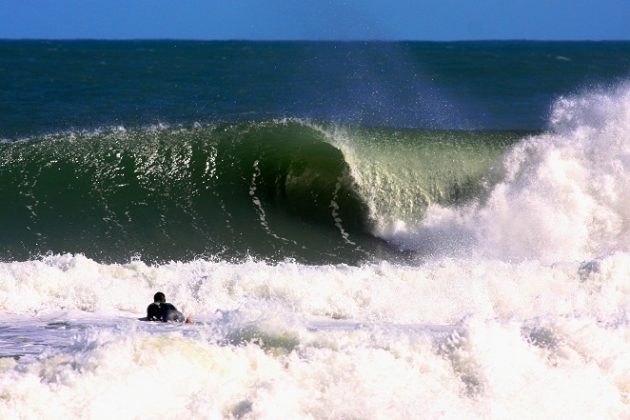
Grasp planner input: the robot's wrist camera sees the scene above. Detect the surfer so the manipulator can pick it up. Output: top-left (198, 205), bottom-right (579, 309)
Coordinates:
top-left (147, 292), bottom-right (192, 323)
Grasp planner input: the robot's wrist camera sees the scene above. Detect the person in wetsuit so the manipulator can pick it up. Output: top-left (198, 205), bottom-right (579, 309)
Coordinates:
top-left (147, 292), bottom-right (188, 322)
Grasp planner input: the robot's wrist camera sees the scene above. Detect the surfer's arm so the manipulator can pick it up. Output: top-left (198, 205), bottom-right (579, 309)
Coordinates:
top-left (146, 303), bottom-right (160, 321)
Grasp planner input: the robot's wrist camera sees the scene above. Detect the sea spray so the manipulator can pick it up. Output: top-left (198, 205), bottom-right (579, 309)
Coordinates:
top-left (385, 84), bottom-right (630, 262)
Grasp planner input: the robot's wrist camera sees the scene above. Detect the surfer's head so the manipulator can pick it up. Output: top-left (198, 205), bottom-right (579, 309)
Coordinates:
top-left (153, 292), bottom-right (166, 303)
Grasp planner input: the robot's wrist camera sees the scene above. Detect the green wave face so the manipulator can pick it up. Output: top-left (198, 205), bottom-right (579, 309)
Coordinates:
top-left (322, 126), bottom-right (525, 235)
top-left (0, 121), bottom-right (522, 263)
top-left (0, 122), bottom-right (376, 263)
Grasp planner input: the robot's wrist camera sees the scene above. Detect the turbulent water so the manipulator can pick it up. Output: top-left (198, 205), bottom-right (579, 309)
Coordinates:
top-left (1, 41), bottom-right (630, 419)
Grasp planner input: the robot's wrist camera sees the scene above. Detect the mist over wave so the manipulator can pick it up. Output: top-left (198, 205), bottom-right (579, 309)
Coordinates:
top-left (388, 84), bottom-right (630, 262)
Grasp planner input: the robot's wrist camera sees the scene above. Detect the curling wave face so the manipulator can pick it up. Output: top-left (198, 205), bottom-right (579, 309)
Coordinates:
top-left (0, 120), bottom-right (517, 263)
top-left (0, 121), bottom-right (375, 263)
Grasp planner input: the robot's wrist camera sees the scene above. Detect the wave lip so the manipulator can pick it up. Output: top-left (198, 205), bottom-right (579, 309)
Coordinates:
top-left (316, 124), bottom-right (519, 238)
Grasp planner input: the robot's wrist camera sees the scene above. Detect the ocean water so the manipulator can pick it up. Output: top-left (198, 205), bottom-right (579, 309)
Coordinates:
top-left (1, 41), bottom-right (630, 419)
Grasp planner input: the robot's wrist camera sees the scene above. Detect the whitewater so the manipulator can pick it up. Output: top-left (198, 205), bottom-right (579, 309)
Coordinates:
top-left (0, 81), bottom-right (629, 419)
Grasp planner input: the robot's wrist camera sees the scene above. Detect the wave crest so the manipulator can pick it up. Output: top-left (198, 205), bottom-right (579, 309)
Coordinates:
top-left (391, 84), bottom-right (630, 262)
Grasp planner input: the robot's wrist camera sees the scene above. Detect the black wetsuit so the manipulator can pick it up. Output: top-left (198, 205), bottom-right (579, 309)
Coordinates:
top-left (146, 302), bottom-right (185, 322)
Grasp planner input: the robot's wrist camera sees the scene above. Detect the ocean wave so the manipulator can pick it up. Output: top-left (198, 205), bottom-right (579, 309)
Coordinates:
top-left (0, 120), bottom-right (515, 263)
top-left (0, 121), bottom-right (375, 262)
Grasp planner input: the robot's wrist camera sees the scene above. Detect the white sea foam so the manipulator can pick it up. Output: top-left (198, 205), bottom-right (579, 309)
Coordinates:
top-left (1, 252), bottom-right (630, 323)
top-left (383, 84), bottom-right (630, 262)
top-left (1, 248), bottom-right (630, 417)
top-left (0, 311), bottom-right (628, 419)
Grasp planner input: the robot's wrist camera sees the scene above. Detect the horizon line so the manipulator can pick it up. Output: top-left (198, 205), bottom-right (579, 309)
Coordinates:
top-left (1, 37), bottom-right (629, 43)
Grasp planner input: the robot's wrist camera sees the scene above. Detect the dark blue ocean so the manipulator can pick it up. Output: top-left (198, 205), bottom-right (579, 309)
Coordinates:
top-left (2, 41), bottom-right (630, 138)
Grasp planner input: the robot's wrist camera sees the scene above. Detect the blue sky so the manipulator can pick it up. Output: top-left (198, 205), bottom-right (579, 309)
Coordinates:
top-left (1, 0), bottom-right (629, 41)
